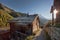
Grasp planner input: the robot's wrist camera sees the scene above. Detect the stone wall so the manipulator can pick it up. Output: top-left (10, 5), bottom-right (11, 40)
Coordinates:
top-left (46, 27), bottom-right (60, 40)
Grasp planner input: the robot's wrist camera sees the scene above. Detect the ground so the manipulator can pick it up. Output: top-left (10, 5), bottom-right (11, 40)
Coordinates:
top-left (0, 27), bottom-right (50, 40)
top-left (33, 28), bottom-right (46, 40)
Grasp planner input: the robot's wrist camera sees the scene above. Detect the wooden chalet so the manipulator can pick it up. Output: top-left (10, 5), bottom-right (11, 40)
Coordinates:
top-left (9, 14), bottom-right (40, 36)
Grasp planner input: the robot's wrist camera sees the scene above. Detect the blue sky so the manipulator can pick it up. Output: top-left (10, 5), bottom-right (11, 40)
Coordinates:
top-left (0, 0), bottom-right (53, 20)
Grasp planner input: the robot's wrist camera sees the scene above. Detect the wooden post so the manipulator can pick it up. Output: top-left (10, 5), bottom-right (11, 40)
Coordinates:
top-left (52, 13), bottom-right (54, 26)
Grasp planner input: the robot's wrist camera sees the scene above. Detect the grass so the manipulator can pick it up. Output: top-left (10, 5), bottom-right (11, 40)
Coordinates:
top-left (25, 35), bottom-right (34, 40)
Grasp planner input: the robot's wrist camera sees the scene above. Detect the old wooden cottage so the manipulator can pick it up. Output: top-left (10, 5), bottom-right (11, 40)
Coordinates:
top-left (9, 14), bottom-right (40, 36)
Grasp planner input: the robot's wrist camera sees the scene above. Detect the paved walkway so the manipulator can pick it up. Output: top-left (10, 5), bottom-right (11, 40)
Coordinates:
top-left (33, 28), bottom-right (46, 40)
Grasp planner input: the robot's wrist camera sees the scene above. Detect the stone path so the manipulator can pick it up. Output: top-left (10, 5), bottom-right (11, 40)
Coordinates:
top-left (33, 28), bottom-right (46, 40)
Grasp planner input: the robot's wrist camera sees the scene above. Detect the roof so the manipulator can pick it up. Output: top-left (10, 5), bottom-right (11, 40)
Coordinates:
top-left (9, 14), bottom-right (38, 25)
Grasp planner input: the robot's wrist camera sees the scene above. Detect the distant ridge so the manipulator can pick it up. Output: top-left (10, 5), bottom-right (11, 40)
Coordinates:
top-left (39, 15), bottom-right (48, 26)
top-left (0, 3), bottom-right (15, 12)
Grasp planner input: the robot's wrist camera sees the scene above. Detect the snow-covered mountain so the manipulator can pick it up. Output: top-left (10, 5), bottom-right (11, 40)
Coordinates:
top-left (39, 15), bottom-right (48, 26)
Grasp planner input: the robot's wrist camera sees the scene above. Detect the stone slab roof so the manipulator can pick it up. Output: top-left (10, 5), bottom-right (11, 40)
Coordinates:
top-left (9, 14), bottom-right (38, 25)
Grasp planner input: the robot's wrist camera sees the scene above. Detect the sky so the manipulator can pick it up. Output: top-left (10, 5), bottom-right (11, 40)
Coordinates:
top-left (0, 0), bottom-right (53, 20)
